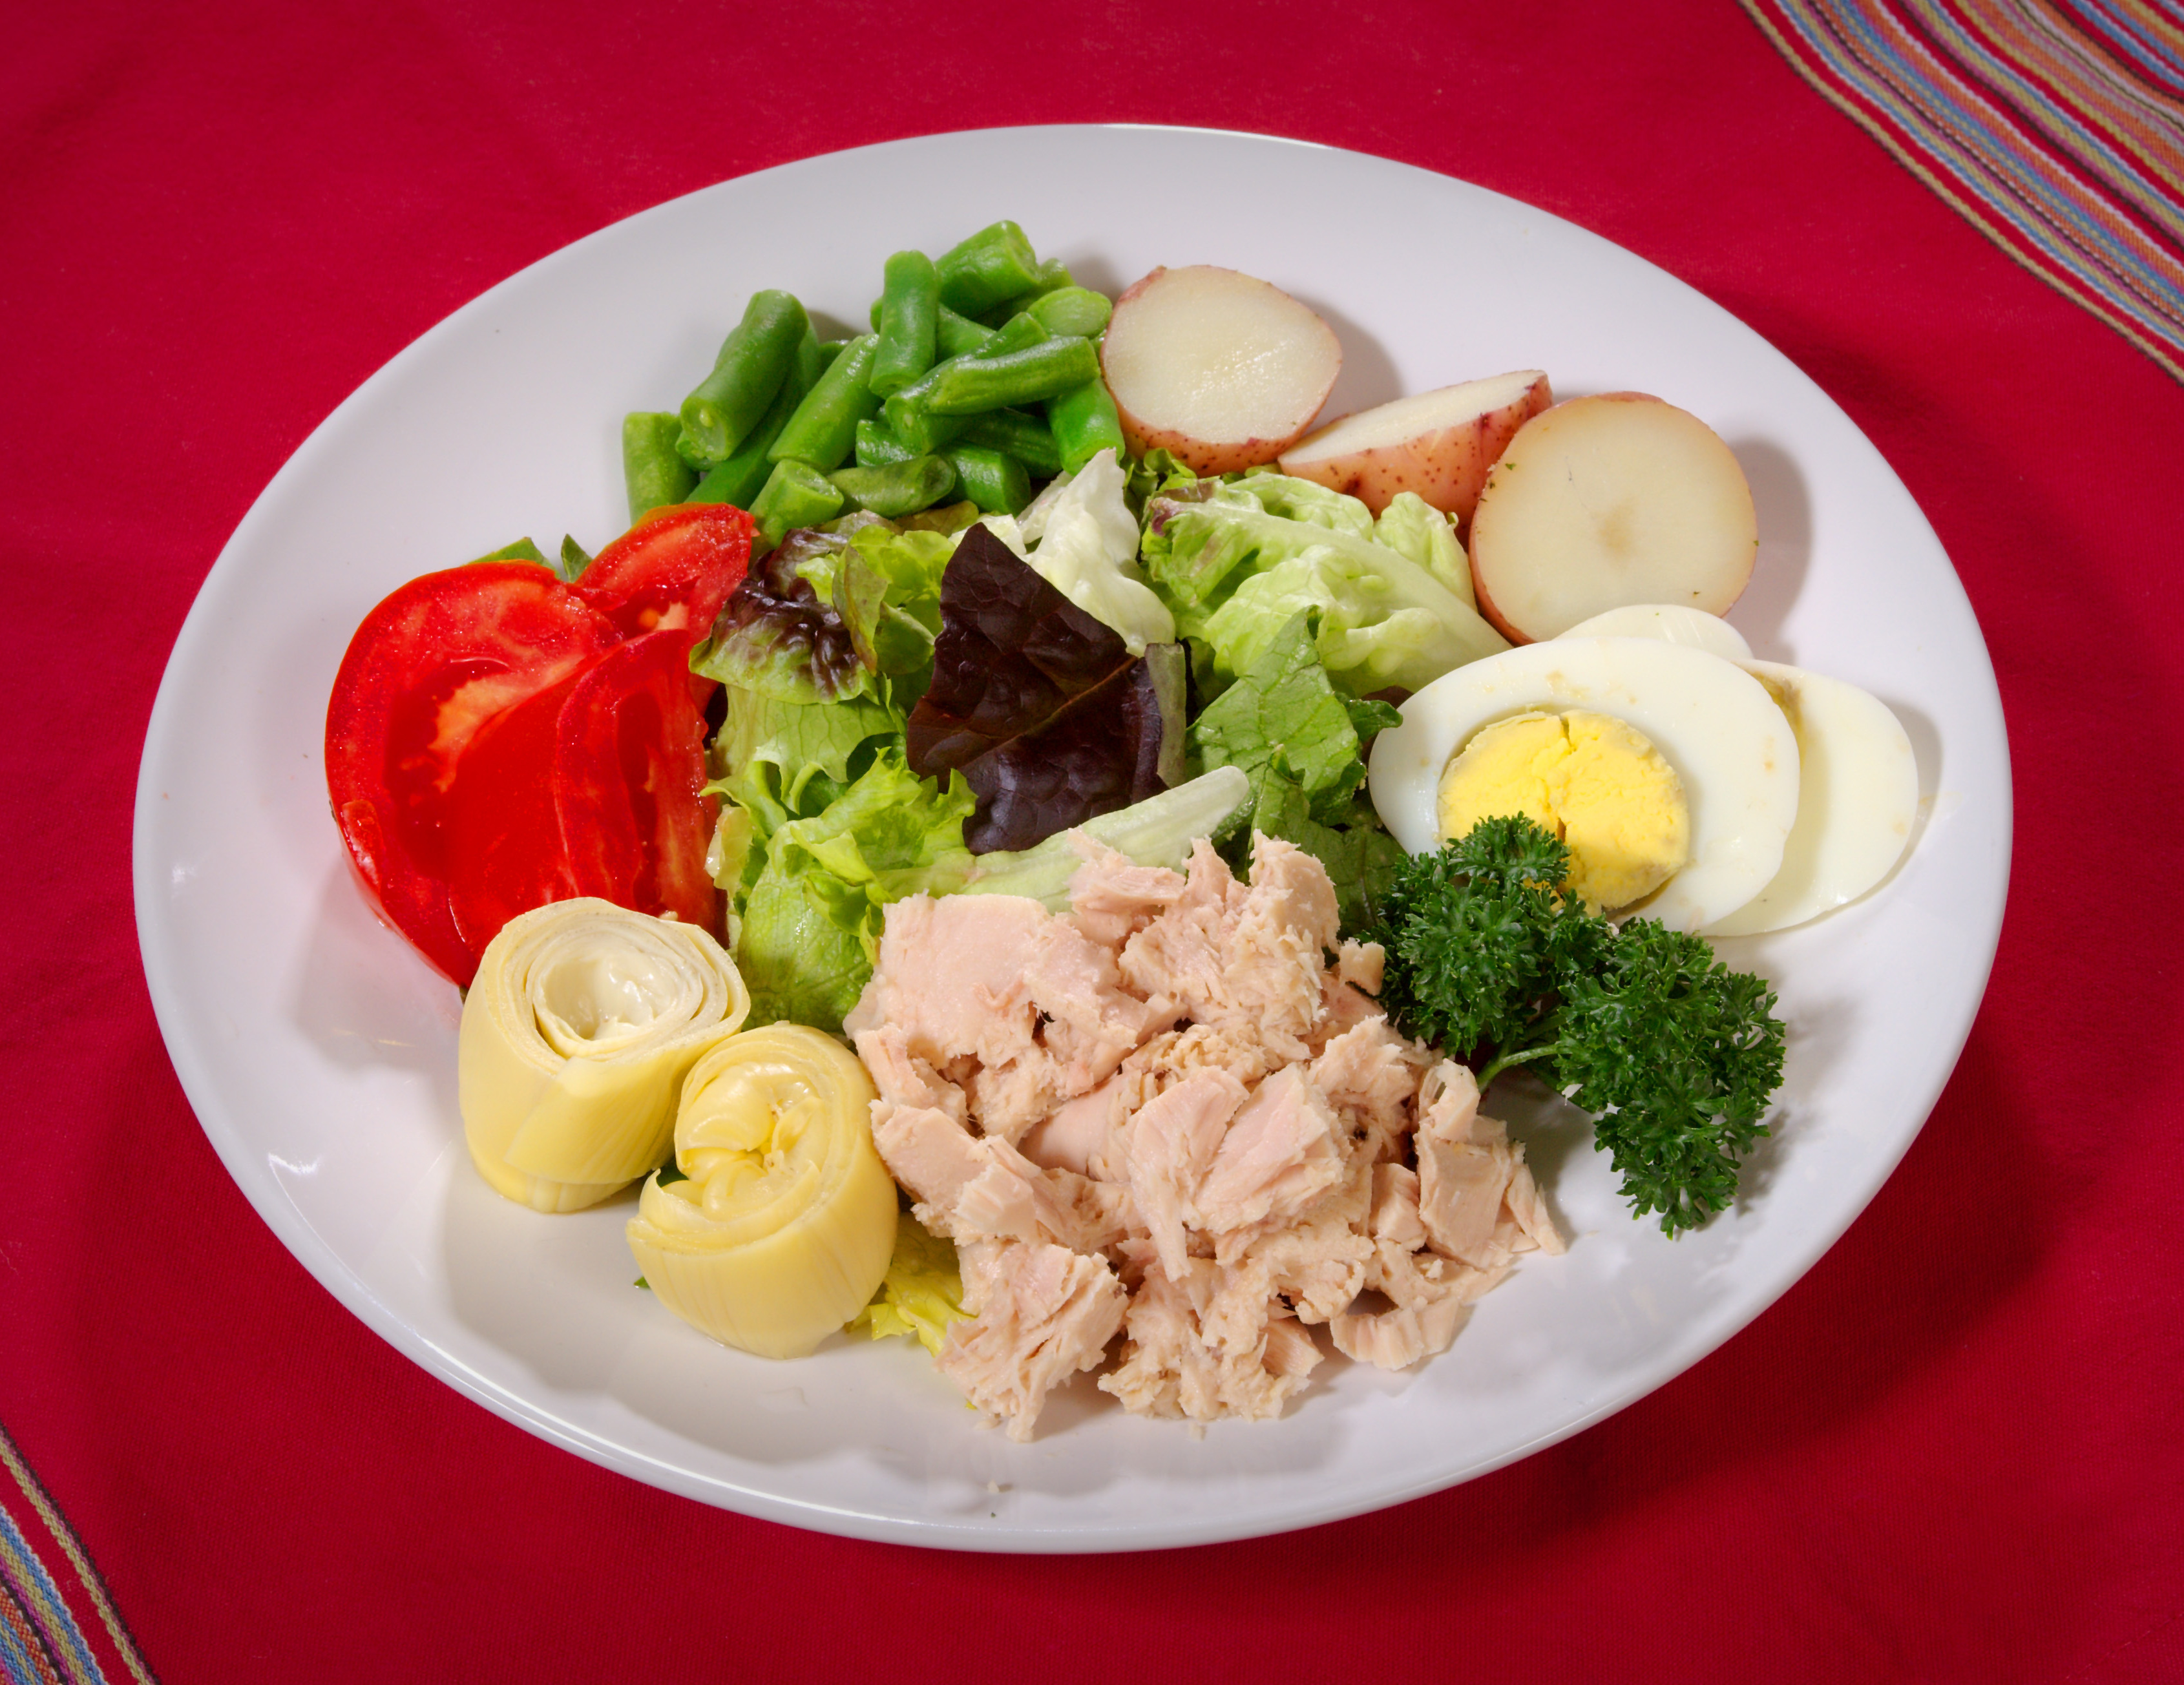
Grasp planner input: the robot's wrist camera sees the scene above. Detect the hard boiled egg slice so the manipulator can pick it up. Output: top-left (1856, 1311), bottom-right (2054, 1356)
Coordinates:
top-left (1701, 662), bottom-right (1918, 935)
top-left (1368, 637), bottom-right (1800, 932)
top-left (1559, 602), bottom-right (1753, 662)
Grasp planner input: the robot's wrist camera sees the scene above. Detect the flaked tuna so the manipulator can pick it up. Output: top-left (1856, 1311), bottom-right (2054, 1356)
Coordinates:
top-left (939, 1240), bottom-right (1129, 1441)
top-left (847, 830), bottom-right (1566, 1435)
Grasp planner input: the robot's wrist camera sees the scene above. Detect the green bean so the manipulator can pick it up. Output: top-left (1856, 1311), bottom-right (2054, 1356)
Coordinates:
top-left (749, 459), bottom-right (845, 553)
top-left (689, 330), bottom-right (820, 509)
top-left (936, 305), bottom-right (992, 359)
top-left (769, 333), bottom-right (881, 472)
top-left (623, 411), bottom-right (698, 521)
top-left (830, 454), bottom-right (958, 519)
top-left (1024, 286), bottom-right (1111, 339)
top-left (1025, 257), bottom-right (1074, 296)
top-left (881, 313), bottom-right (1053, 452)
top-left (855, 418), bottom-right (918, 468)
top-left (926, 336), bottom-right (1100, 416)
top-left (880, 393), bottom-right (965, 456)
top-left (678, 290), bottom-right (810, 466)
top-left (1047, 376), bottom-right (1128, 475)
top-left (958, 408), bottom-right (1062, 478)
top-left (870, 251), bottom-right (940, 399)
top-left (934, 220), bottom-right (1041, 317)
top-left (944, 445), bottom-right (1032, 515)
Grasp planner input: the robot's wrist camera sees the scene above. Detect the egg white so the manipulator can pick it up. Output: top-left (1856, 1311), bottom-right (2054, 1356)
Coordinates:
top-left (1367, 637), bottom-right (1801, 932)
top-left (1558, 602), bottom-right (1753, 663)
top-left (1702, 661), bottom-right (1918, 935)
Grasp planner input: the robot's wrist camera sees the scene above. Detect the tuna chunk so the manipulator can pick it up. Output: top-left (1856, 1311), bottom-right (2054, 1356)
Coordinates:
top-left (1118, 835), bottom-right (1336, 1059)
top-left (872, 1102), bottom-right (1130, 1253)
top-left (1126, 1067), bottom-right (1250, 1279)
top-left (938, 1241), bottom-right (1129, 1441)
top-left (846, 894), bottom-right (1048, 1068)
top-left (1330, 1293), bottom-right (1472, 1371)
top-left (1312, 1019), bottom-right (1431, 1165)
top-left (1098, 1259), bottom-right (1321, 1424)
top-left (1195, 1067), bottom-right (1345, 1251)
top-left (1067, 837), bottom-right (1188, 950)
top-left (852, 1027), bottom-right (969, 1125)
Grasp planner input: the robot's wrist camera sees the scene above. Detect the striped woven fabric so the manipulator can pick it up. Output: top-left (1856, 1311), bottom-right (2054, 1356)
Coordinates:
top-left (1743, 0), bottom-right (2184, 379)
top-left (0, 1423), bottom-right (156, 1685)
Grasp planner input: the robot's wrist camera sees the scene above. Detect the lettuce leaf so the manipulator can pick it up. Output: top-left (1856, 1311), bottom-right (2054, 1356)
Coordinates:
top-left (845, 1215), bottom-right (966, 1357)
top-left (1016, 450), bottom-right (1175, 656)
top-left (733, 749), bottom-right (976, 1031)
top-left (1140, 472), bottom-right (1506, 693)
top-left (1186, 609), bottom-right (1406, 930)
top-left (1372, 491), bottom-right (1475, 607)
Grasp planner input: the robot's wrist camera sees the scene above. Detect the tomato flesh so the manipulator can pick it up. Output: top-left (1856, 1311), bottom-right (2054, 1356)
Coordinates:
top-left (324, 563), bottom-right (620, 985)
top-left (445, 629), bottom-right (720, 960)
top-left (573, 503), bottom-right (754, 642)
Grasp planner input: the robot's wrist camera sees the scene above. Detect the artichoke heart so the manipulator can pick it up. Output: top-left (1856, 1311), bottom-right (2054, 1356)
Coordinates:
top-left (460, 898), bottom-right (750, 1213)
top-left (627, 1024), bottom-right (898, 1359)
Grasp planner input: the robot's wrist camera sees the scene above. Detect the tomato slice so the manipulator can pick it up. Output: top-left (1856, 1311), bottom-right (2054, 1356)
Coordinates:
top-left (445, 629), bottom-right (720, 961)
top-left (326, 563), bottom-right (620, 986)
top-left (572, 503), bottom-right (755, 641)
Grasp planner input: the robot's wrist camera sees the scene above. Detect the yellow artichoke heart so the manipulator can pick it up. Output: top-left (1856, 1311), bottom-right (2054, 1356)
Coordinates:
top-left (459, 899), bottom-right (750, 1214)
top-left (627, 1024), bottom-right (898, 1360)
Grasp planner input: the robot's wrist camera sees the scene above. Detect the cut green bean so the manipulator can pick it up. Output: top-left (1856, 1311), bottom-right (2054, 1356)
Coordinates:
top-left (881, 313), bottom-right (1051, 452)
top-left (880, 393), bottom-right (965, 455)
top-left (1047, 376), bottom-right (1128, 475)
top-left (936, 305), bottom-right (992, 359)
top-left (925, 336), bottom-right (1100, 416)
top-left (623, 411), bottom-right (698, 521)
top-left (958, 408), bottom-right (1062, 478)
top-left (902, 499), bottom-right (982, 535)
top-left (1024, 286), bottom-right (1111, 339)
top-left (944, 445), bottom-right (1031, 515)
top-left (854, 418), bottom-right (918, 468)
top-left (830, 454), bottom-right (958, 519)
top-left (691, 330), bottom-right (821, 509)
top-left (1025, 257), bottom-right (1074, 296)
top-left (871, 251), bottom-right (940, 399)
top-left (749, 459), bottom-right (846, 552)
top-left (934, 220), bottom-right (1041, 317)
top-left (678, 290), bottom-right (810, 466)
top-left (768, 333), bottom-right (880, 472)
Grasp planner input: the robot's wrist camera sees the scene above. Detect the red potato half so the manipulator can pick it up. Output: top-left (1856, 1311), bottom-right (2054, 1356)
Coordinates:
top-left (1467, 392), bottom-right (1758, 644)
top-left (1100, 265), bottom-right (1341, 476)
top-left (1277, 370), bottom-right (1551, 521)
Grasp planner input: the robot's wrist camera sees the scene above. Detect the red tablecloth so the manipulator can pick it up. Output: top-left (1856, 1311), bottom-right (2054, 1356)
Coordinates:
top-left (6, 3), bottom-right (2179, 1679)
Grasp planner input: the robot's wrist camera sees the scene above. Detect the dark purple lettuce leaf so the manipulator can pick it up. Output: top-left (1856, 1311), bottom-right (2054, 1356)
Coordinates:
top-left (907, 523), bottom-right (1185, 853)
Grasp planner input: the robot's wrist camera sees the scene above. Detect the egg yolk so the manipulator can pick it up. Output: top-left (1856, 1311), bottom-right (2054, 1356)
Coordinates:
top-left (1435, 709), bottom-right (1691, 911)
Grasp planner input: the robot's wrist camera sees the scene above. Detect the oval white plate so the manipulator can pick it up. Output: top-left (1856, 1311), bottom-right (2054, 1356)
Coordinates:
top-left (133, 125), bottom-right (2010, 1553)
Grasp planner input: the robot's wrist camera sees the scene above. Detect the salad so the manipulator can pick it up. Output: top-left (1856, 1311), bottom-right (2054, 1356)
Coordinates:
top-left (324, 222), bottom-right (1919, 1439)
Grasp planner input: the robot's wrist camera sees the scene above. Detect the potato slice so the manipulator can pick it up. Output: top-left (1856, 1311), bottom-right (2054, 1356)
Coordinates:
top-left (1100, 265), bottom-right (1341, 476)
top-left (1277, 370), bottom-right (1551, 521)
top-left (1467, 393), bottom-right (1756, 644)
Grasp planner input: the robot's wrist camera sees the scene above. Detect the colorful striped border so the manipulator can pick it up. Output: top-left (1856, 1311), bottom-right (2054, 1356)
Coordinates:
top-left (0, 1423), bottom-right (156, 1685)
top-left (1743, 0), bottom-right (2184, 381)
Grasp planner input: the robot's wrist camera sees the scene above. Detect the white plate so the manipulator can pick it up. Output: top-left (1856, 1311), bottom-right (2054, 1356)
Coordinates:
top-left (133, 125), bottom-right (2011, 1552)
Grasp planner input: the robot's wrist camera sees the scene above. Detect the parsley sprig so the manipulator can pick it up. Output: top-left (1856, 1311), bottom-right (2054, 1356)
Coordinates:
top-left (1373, 815), bottom-right (1786, 1237)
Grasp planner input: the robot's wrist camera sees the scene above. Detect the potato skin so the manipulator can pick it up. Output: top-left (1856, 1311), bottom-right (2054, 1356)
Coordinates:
top-left (1279, 373), bottom-right (1551, 521)
top-left (1099, 265), bottom-right (1339, 477)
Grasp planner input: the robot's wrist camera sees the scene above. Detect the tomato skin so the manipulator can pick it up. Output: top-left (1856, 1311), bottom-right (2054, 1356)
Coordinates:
top-left (444, 629), bottom-right (720, 961)
top-left (325, 563), bottom-right (620, 986)
top-left (572, 503), bottom-right (754, 642)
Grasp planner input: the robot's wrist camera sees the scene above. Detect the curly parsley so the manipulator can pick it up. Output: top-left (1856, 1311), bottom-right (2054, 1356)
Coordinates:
top-left (1372, 815), bottom-right (1785, 1237)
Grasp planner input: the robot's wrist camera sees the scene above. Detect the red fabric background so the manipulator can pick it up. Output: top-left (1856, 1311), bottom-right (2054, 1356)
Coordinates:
top-left (5, 1), bottom-right (2179, 1679)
